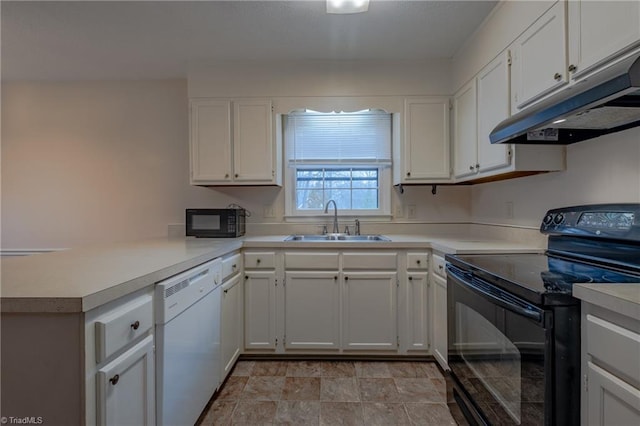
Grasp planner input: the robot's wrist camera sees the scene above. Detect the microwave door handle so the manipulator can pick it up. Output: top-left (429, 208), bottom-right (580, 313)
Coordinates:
top-left (447, 266), bottom-right (542, 323)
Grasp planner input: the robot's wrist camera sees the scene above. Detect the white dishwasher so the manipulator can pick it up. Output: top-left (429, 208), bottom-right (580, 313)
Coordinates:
top-left (155, 258), bottom-right (222, 426)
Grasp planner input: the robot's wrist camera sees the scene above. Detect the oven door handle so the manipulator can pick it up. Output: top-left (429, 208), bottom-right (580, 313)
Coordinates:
top-left (447, 265), bottom-right (543, 323)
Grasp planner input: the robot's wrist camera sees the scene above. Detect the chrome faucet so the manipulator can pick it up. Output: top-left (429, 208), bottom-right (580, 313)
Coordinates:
top-left (324, 199), bottom-right (339, 233)
top-left (354, 219), bottom-right (361, 236)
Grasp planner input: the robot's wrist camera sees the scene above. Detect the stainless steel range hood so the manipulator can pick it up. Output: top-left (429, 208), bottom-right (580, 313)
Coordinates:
top-left (490, 54), bottom-right (640, 145)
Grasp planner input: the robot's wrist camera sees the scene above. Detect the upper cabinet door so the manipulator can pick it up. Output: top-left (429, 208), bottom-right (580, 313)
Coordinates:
top-left (568, 0), bottom-right (640, 79)
top-left (402, 98), bottom-right (451, 182)
top-left (233, 99), bottom-right (274, 182)
top-left (190, 99), bottom-right (232, 183)
top-left (453, 80), bottom-right (478, 179)
top-left (511, 1), bottom-right (567, 113)
top-left (477, 51), bottom-right (511, 173)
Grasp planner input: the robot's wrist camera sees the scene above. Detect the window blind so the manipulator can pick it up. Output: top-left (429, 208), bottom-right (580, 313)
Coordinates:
top-left (285, 110), bottom-right (392, 165)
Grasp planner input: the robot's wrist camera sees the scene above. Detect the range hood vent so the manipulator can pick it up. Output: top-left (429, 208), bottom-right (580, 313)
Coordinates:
top-left (490, 54), bottom-right (640, 145)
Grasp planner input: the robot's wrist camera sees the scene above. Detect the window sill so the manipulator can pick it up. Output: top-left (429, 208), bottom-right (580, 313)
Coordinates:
top-left (283, 215), bottom-right (393, 223)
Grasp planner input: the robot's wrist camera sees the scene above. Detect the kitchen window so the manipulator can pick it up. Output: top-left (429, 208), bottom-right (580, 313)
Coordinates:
top-left (284, 110), bottom-right (392, 217)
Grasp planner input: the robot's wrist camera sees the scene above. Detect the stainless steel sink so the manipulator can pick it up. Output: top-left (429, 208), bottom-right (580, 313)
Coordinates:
top-left (284, 234), bottom-right (391, 242)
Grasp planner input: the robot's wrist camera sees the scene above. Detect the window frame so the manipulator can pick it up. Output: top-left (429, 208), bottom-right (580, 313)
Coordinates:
top-left (285, 164), bottom-right (392, 219)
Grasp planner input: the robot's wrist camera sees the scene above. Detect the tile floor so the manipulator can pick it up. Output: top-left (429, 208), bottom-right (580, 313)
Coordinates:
top-left (197, 360), bottom-right (467, 425)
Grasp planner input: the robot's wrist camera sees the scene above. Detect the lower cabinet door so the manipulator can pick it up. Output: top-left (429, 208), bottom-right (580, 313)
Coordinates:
top-left (343, 272), bottom-right (398, 351)
top-left (97, 335), bottom-right (155, 426)
top-left (284, 271), bottom-right (341, 350)
top-left (407, 272), bottom-right (429, 351)
top-left (587, 361), bottom-right (640, 426)
top-left (221, 273), bottom-right (243, 379)
top-left (432, 274), bottom-right (448, 369)
top-left (244, 271), bottom-right (277, 349)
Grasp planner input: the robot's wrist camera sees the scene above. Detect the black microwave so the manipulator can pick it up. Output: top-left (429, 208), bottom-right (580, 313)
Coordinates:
top-left (185, 208), bottom-right (246, 238)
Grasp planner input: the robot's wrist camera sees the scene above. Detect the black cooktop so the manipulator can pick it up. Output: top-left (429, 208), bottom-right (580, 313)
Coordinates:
top-left (447, 253), bottom-right (640, 306)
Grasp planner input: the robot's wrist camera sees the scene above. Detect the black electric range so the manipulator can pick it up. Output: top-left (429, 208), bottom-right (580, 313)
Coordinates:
top-left (445, 204), bottom-right (640, 426)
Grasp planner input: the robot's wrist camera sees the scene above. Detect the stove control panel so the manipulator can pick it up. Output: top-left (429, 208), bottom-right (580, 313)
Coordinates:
top-left (540, 203), bottom-right (640, 240)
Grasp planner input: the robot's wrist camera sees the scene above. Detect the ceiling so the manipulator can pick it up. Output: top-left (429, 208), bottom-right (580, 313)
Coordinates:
top-left (1, 0), bottom-right (498, 81)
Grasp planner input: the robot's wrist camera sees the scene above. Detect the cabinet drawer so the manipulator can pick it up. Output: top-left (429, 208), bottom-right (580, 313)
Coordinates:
top-left (587, 314), bottom-right (640, 382)
top-left (222, 253), bottom-right (242, 279)
top-left (244, 252), bottom-right (276, 269)
top-left (95, 295), bottom-right (153, 363)
top-left (432, 254), bottom-right (447, 278)
top-left (285, 252), bottom-right (339, 270)
top-left (343, 252), bottom-right (397, 270)
top-left (407, 253), bottom-right (429, 270)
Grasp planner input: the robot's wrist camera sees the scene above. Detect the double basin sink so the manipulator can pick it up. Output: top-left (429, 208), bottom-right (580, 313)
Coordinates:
top-left (285, 234), bottom-right (391, 242)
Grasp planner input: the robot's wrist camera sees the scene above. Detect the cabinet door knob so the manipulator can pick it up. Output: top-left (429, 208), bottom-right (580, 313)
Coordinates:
top-left (235, 174), bottom-right (239, 178)
top-left (438, 265), bottom-right (443, 270)
top-left (568, 64), bottom-right (576, 73)
top-left (224, 289), bottom-right (229, 294)
top-left (245, 275), bottom-right (249, 280)
top-left (475, 164), bottom-right (480, 169)
top-left (109, 374), bottom-right (120, 386)
top-left (334, 276), bottom-right (338, 281)
top-left (345, 276), bottom-right (349, 281)
top-left (469, 165), bottom-right (474, 170)
top-left (406, 172), bottom-right (411, 177)
top-left (256, 259), bottom-right (261, 264)
top-left (225, 173), bottom-right (229, 178)
top-left (416, 260), bottom-right (421, 265)
top-left (554, 72), bottom-right (562, 81)
top-left (232, 264), bottom-right (237, 269)
top-left (408, 276), bottom-right (413, 281)
top-left (131, 320), bottom-right (140, 330)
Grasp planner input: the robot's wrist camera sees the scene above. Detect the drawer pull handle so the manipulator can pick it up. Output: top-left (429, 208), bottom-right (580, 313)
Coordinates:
top-left (109, 374), bottom-right (120, 386)
top-left (131, 320), bottom-right (140, 330)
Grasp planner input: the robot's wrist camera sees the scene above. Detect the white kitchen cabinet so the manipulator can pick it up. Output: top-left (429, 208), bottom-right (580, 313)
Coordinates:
top-left (431, 253), bottom-right (448, 370)
top-left (190, 98), bottom-right (281, 186)
top-left (283, 271), bottom-right (341, 350)
top-left (580, 301), bottom-right (640, 425)
top-left (342, 272), bottom-right (398, 351)
top-left (510, 1), bottom-right (568, 113)
top-left (476, 52), bottom-right (512, 174)
top-left (97, 335), bottom-right (155, 426)
top-left (568, 0), bottom-right (640, 80)
top-left (244, 270), bottom-right (277, 350)
top-left (406, 272), bottom-right (429, 351)
top-left (396, 97), bottom-right (451, 184)
top-left (454, 50), bottom-right (565, 183)
top-left (453, 80), bottom-right (478, 179)
top-left (86, 287), bottom-right (156, 426)
top-left (220, 272), bottom-right (243, 380)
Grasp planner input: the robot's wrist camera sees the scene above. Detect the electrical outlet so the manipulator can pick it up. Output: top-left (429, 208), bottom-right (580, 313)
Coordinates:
top-left (263, 205), bottom-right (275, 218)
top-left (408, 204), bottom-right (417, 219)
top-left (506, 201), bottom-right (514, 219)
top-left (395, 204), bottom-right (404, 218)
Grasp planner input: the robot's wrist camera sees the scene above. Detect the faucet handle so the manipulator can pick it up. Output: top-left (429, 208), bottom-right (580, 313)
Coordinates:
top-left (344, 225), bottom-right (351, 235)
top-left (320, 224), bottom-right (328, 235)
top-left (354, 219), bottom-right (361, 236)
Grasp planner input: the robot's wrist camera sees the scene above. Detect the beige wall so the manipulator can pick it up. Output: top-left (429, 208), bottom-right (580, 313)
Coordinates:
top-left (1, 80), bottom-right (219, 249)
top-left (471, 128), bottom-right (640, 228)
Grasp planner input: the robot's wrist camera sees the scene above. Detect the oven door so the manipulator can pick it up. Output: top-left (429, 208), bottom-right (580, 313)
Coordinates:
top-left (447, 265), bottom-right (549, 425)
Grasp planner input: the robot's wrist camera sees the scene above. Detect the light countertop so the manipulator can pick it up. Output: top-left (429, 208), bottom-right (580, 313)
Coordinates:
top-left (1, 238), bottom-right (242, 313)
top-left (573, 283), bottom-right (640, 320)
top-left (2, 234), bottom-right (543, 314)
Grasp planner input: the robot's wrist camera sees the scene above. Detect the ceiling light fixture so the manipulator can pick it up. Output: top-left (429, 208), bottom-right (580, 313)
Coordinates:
top-left (327, 0), bottom-right (370, 14)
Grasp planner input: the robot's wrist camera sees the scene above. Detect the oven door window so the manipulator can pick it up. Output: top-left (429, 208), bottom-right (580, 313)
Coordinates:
top-left (450, 277), bottom-right (546, 425)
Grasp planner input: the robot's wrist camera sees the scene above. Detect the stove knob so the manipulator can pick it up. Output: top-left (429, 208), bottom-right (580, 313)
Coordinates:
top-left (553, 213), bottom-right (565, 225)
top-left (543, 214), bottom-right (554, 225)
